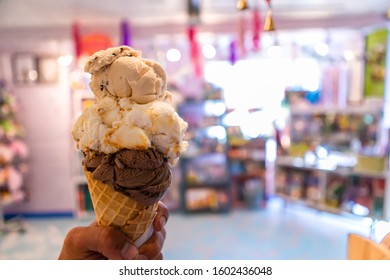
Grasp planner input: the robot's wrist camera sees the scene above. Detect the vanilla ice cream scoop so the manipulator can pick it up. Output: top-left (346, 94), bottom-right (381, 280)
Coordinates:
top-left (85, 46), bottom-right (168, 104)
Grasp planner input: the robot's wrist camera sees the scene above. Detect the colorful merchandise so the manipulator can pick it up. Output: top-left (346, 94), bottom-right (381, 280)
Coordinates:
top-left (0, 82), bottom-right (29, 205)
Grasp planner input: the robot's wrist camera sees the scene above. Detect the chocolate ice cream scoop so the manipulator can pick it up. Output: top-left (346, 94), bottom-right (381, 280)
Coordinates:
top-left (83, 148), bottom-right (171, 207)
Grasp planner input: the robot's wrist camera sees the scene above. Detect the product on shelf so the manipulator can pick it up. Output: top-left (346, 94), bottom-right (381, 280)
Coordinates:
top-left (71, 46), bottom-right (188, 246)
top-left (186, 188), bottom-right (230, 211)
top-left (324, 174), bottom-right (347, 209)
top-left (286, 108), bottom-right (381, 157)
top-left (276, 157), bottom-right (388, 219)
top-left (0, 82), bottom-right (29, 206)
top-left (178, 88), bottom-right (232, 212)
top-left (226, 131), bottom-right (268, 209)
top-left (275, 96), bottom-right (389, 220)
top-left (342, 176), bottom-right (386, 218)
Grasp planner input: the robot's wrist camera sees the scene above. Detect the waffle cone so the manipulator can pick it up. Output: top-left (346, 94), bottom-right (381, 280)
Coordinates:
top-left (84, 167), bottom-right (158, 242)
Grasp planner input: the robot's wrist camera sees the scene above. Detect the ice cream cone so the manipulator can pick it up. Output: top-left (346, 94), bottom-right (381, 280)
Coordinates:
top-left (72, 46), bottom-right (188, 248)
top-left (84, 167), bottom-right (158, 245)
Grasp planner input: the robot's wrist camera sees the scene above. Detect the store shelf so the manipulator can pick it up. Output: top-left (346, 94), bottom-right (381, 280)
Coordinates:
top-left (277, 193), bottom-right (319, 209)
top-left (276, 156), bottom-right (387, 178)
top-left (275, 87), bottom-right (390, 221)
top-left (178, 95), bottom-right (232, 213)
top-left (226, 127), bottom-right (269, 209)
top-left (275, 156), bottom-right (389, 220)
top-left (289, 103), bottom-right (383, 116)
top-left (0, 85), bottom-right (29, 231)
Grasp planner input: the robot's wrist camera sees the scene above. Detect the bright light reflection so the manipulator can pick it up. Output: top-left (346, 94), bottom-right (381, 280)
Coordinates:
top-left (204, 58), bottom-right (297, 138)
top-left (343, 50), bottom-right (355, 61)
top-left (206, 125), bottom-right (226, 142)
top-left (223, 110), bottom-right (273, 139)
top-left (28, 70), bottom-right (38, 81)
top-left (315, 146), bottom-right (328, 159)
top-left (288, 58), bottom-right (320, 92)
top-left (352, 204), bottom-right (370, 216)
top-left (202, 44), bottom-right (216, 59)
top-left (166, 48), bottom-right (181, 62)
top-left (267, 45), bottom-right (283, 58)
top-left (57, 55), bottom-right (73, 67)
top-left (266, 138), bottom-right (277, 162)
top-left (204, 100), bottom-right (226, 117)
top-left (314, 42), bottom-right (329, 56)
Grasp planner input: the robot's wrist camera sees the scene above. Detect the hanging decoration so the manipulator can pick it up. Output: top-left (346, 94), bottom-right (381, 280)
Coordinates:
top-left (187, 25), bottom-right (202, 77)
top-left (235, 0), bottom-right (269, 52)
top-left (81, 34), bottom-right (113, 57)
top-left (236, 0), bottom-right (249, 11)
top-left (238, 14), bottom-right (247, 58)
top-left (71, 21), bottom-right (113, 60)
top-left (252, 7), bottom-right (262, 50)
top-left (120, 19), bottom-right (132, 47)
top-left (72, 22), bottom-right (82, 59)
top-left (229, 40), bottom-right (237, 65)
top-left (264, 0), bottom-right (276, 32)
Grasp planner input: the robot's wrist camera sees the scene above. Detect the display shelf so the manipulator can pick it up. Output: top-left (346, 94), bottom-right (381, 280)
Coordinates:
top-left (288, 102), bottom-right (383, 116)
top-left (0, 83), bottom-right (29, 233)
top-left (276, 87), bottom-right (389, 221)
top-left (179, 153), bottom-right (232, 213)
top-left (275, 156), bottom-right (389, 220)
top-left (277, 193), bottom-right (319, 210)
top-left (280, 100), bottom-right (384, 163)
top-left (184, 187), bottom-right (231, 213)
top-left (226, 126), bottom-right (268, 209)
top-left (178, 97), bottom-right (232, 213)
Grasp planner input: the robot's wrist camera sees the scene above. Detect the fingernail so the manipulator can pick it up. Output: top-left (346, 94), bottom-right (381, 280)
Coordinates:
top-left (159, 216), bottom-right (166, 229)
top-left (121, 242), bottom-right (138, 260)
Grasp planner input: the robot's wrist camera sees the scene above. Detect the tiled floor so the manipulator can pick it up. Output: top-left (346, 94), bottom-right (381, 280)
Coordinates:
top-left (0, 198), bottom-right (389, 260)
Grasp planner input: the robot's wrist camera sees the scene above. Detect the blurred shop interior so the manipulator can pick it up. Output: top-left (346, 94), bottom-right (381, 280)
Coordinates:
top-left (1, 0), bottom-right (390, 259)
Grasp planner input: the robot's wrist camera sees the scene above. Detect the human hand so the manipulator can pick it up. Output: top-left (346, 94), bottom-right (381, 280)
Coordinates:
top-left (58, 201), bottom-right (169, 260)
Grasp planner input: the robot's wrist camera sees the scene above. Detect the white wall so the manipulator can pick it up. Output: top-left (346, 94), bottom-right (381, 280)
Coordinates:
top-left (0, 31), bottom-right (76, 216)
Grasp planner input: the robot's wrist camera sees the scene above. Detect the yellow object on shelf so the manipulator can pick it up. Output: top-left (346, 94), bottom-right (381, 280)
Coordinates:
top-left (288, 143), bottom-right (309, 158)
top-left (355, 155), bottom-right (386, 173)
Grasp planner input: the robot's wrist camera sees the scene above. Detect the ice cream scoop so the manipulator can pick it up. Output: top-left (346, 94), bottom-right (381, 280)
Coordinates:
top-left (84, 46), bottom-right (168, 103)
top-left (83, 148), bottom-right (171, 207)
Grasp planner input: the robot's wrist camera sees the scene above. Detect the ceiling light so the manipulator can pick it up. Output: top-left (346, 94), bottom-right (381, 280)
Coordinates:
top-left (166, 48), bottom-right (181, 62)
top-left (267, 45), bottom-right (283, 58)
top-left (343, 50), bottom-right (355, 61)
top-left (202, 44), bottom-right (216, 59)
top-left (57, 55), bottom-right (73, 67)
top-left (314, 42), bottom-right (329, 56)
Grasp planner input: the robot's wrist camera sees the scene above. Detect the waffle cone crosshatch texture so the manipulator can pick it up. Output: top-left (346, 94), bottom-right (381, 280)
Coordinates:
top-left (84, 167), bottom-right (158, 242)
